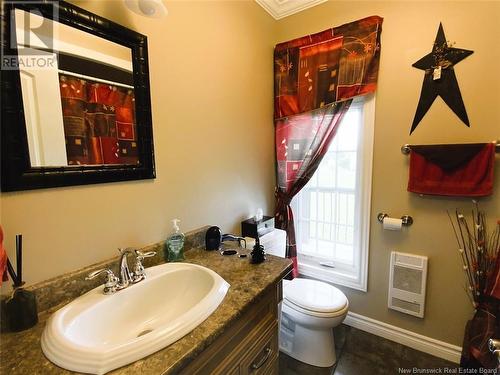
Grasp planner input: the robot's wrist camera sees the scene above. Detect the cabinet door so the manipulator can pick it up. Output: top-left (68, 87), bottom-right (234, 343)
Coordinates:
top-left (240, 322), bottom-right (279, 375)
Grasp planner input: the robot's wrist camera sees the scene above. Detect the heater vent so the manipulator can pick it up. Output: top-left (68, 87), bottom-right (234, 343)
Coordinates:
top-left (391, 297), bottom-right (421, 314)
top-left (393, 265), bottom-right (423, 294)
top-left (395, 253), bottom-right (424, 268)
top-left (388, 251), bottom-right (428, 318)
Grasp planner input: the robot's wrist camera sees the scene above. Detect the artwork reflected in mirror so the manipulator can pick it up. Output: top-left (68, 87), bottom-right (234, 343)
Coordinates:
top-left (1, 1), bottom-right (155, 191)
top-left (58, 74), bottom-right (138, 166)
top-left (15, 9), bottom-right (138, 167)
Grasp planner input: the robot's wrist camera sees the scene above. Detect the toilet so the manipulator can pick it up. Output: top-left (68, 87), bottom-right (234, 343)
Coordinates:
top-left (247, 229), bottom-right (349, 367)
top-left (280, 278), bottom-right (348, 367)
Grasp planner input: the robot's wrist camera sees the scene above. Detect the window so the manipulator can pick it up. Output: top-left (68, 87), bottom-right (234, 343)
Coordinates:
top-left (292, 95), bottom-right (375, 291)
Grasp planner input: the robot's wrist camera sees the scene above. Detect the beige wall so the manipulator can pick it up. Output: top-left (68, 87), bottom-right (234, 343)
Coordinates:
top-left (1, 0), bottom-right (499, 348)
top-left (275, 1), bottom-right (500, 346)
top-left (0, 0), bottom-right (276, 287)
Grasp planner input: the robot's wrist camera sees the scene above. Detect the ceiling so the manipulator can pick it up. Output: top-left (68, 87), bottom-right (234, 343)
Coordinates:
top-left (255, 0), bottom-right (328, 20)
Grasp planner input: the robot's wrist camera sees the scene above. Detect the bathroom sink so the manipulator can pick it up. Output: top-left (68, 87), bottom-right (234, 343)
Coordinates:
top-left (41, 262), bottom-right (230, 374)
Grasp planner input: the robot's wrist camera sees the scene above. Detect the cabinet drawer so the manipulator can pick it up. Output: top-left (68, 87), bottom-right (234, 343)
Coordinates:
top-left (240, 322), bottom-right (278, 375)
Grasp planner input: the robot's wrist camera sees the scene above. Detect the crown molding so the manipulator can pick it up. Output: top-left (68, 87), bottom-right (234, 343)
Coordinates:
top-left (255, 0), bottom-right (327, 20)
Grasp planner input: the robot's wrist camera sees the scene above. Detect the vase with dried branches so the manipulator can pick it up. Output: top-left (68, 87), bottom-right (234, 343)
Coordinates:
top-left (448, 202), bottom-right (500, 307)
top-left (448, 201), bottom-right (500, 369)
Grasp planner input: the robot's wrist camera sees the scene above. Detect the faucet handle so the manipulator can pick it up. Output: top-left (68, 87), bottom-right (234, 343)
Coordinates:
top-left (86, 268), bottom-right (114, 280)
top-left (86, 269), bottom-right (119, 295)
top-left (132, 250), bottom-right (156, 282)
top-left (118, 247), bottom-right (136, 254)
top-left (134, 250), bottom-right (156, 261)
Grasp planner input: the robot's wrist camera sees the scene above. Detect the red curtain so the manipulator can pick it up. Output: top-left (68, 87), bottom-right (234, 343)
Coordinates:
top-left (275, 102), bottom-right (352, 276)
top-left (274, 16), bottom-right (383, 277)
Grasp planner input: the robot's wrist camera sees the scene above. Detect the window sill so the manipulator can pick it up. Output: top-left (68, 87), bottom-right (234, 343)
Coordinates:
top-left (298, 262), bottom-right (367, 292)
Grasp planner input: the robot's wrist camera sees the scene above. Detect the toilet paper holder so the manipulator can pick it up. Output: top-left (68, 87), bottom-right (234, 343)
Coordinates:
top-left (377, 213), bottom-right (413, 226)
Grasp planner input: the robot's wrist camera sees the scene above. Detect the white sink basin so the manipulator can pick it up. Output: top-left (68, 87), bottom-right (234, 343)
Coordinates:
top-left (41, 262), bottom-right (229, 374)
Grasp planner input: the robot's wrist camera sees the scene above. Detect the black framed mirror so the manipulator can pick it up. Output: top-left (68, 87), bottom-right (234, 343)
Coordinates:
top-left (1, 0), bottom-right (155, 192)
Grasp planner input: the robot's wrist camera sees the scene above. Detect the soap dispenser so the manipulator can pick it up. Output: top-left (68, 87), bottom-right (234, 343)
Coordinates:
top-left (165, 219), bottom-right (185, 262)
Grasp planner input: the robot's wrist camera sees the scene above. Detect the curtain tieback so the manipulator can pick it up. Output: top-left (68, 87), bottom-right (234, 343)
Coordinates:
top-left (275, 189), bottom-right (292, 206)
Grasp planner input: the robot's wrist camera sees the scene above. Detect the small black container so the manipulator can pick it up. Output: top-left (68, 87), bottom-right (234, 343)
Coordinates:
top-left (241, 216), bottom-right (274, 239)
top-left (1, 287), bottom-right (38, 332)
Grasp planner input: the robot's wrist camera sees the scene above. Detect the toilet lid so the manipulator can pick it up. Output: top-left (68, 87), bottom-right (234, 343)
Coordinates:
top-left (283, 278), bottom-right (347, 313)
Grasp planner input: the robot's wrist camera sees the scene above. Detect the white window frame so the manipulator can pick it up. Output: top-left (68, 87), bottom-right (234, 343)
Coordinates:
top-left (292, 94), bottom-right (375, 292)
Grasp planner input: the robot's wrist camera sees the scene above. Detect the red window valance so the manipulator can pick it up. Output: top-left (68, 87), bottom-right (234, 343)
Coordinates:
top-left (274, 15), bottom-right (383, 120)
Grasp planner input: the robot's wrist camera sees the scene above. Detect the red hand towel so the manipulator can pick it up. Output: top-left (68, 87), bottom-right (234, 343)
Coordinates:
top-left (0, 226), bottom-right (9, 285)
top-left (407, 143), bottom-right (496, 197)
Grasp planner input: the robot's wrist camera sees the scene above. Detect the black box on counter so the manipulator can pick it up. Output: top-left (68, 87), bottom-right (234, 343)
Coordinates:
top-left (241, 216), bottom-right (275, 238)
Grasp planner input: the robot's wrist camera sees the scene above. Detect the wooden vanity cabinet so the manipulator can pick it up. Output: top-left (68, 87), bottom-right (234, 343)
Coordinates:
top-left (181, 280), bottom-right (283, 375)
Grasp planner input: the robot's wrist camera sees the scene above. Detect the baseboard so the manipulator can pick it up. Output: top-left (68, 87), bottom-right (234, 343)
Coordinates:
top-left (343, 311), bottom-right (462, 364)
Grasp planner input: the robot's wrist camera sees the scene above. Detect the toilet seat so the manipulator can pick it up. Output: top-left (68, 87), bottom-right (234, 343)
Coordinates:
top-left (283, 278), bottom-right (348, 317)
top-left (283, 298), bottom-right (348, 318)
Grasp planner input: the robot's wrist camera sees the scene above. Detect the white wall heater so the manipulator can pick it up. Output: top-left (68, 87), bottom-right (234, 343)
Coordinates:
top-left (388, 251), bottom-right (428, 318)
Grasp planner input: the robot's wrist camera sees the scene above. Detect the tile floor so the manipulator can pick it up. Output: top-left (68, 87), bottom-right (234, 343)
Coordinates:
top-left (279, 325), bottom-right (458, 375)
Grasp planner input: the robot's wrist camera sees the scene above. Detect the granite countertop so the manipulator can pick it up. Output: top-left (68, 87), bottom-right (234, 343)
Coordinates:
top-left (0, 245), bottom-right (292, 375)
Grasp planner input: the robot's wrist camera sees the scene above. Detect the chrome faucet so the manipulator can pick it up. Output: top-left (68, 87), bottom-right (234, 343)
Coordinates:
top-left (86, 248), bottom-right (156, 295)
top-left (117, 248), bottom-right (135, 290)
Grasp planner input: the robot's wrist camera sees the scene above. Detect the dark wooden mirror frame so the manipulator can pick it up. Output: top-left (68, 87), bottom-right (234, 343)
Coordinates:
top-left (1, 0), bottom-right (156, 192)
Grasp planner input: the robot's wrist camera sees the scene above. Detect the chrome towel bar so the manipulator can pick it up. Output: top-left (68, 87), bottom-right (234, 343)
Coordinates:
top-left (401, 141), bottom-right (500, 155)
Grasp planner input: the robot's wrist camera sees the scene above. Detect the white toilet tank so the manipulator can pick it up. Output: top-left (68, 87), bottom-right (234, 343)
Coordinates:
top-left (245, 228), bottom-right (287, 258)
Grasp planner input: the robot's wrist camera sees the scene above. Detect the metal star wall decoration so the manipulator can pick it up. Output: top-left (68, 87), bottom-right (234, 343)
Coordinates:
top-left (410, 23), bottom-right (473, 134)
